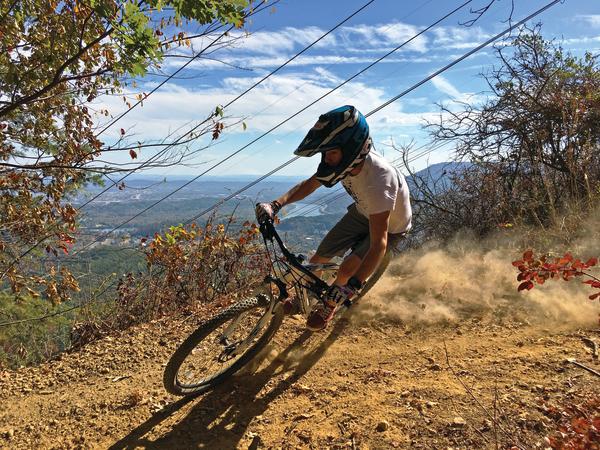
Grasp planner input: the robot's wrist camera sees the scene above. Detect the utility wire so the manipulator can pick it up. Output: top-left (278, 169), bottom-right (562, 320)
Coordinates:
top-left (73, 0), bottom-right (474, 256)
top-left (1, 0), bottom-right (373, 272)
top-left (81, 0), bottom-right (281, 208)
top-left (0, 0), bottom-right (563, 327)
top-left (0, 1), bottom-right (279, 277)
top-left (80, 0), bottom-right (376, 211)
top-left (95, 0), bottom-right (281, 137)
top-left (183, 0), bottom-right (562, 224)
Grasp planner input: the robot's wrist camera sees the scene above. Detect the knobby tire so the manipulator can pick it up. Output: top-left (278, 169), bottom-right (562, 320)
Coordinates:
top-left (164, 295), bottom-right (283, 396)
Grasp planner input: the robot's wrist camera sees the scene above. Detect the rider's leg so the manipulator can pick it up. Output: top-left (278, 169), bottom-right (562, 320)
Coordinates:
top-left (335, 253), bottom-right (362, 285)
top-left (309, 253), bottom-right (331, 264)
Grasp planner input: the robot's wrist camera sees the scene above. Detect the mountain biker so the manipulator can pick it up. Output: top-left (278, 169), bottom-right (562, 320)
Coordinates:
top-left (256, 105), bottom-right (412, 331)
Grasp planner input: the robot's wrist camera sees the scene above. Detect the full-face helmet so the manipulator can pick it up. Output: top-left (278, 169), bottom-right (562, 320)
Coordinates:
top-left (294, 105), bottom-right (370, 187)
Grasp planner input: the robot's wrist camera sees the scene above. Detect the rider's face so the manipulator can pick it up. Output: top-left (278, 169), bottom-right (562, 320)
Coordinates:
top-left (323, 148), bottom-right (343, 167)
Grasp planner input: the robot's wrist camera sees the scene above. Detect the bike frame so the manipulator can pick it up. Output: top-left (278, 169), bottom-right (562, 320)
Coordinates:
top-left (218, 220), bottom-right (346, 358)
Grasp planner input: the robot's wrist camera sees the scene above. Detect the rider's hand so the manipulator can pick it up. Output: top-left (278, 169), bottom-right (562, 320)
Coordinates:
top-left (327, 283), bottom-right (357, 304)
top-left (255, 200), bottom-right (282, 224)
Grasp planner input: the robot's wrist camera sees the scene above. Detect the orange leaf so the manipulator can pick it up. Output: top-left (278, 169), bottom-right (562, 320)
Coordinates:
top-left (558, 253), bottom-right (573, 265)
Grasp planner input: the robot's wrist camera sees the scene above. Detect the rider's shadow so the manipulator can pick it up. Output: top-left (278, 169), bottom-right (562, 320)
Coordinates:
top-left (109, 317), bottom-right (349, 450)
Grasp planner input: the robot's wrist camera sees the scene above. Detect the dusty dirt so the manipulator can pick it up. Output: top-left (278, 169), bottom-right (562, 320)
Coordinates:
top-left (1, 267), bottom-right (599, 449)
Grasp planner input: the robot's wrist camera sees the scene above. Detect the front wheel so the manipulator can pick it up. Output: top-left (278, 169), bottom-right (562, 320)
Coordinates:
top-left (163, 295), bottom-right (284, 396)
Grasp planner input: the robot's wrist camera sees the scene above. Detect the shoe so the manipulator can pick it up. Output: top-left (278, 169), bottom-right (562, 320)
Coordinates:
top-left (306, 300), bottom-right (337, 331)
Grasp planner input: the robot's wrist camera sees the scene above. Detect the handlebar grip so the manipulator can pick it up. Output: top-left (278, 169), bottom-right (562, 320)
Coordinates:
top-left (259, 220), bottom-right (276, 240)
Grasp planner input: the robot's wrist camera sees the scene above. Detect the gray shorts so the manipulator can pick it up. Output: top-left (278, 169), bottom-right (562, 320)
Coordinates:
top-left (315, 203), bottom-right (405, 260)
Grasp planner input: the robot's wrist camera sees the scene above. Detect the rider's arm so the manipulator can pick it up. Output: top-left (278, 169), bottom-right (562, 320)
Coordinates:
top-left (352, 210), bottom-right (390, 283)
top-left (275, 175), bottom-right (321, 207)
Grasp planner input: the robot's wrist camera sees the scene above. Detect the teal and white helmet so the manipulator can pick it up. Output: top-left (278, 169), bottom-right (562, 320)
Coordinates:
top-left (294, 105), bottom-right (370, 187)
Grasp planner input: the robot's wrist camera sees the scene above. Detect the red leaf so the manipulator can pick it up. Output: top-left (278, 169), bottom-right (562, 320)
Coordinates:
top-left (129, 149), bottom-right (137, 159)
top-left (120, 128), bottom-right (125, 135)
top-left (512, 260), bottom-right (524, 267)
top-left (523, 250), bottom-right (534, 262)
top-left (585, 257), bottom-right (598, 267)
top-left (518, 281), bottom-right (534, 291)
top-left (589, 293), bottom-right (600, 300)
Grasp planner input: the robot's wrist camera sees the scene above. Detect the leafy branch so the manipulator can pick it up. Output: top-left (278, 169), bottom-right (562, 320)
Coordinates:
top-left (512, 249), bottom-right (600, 301)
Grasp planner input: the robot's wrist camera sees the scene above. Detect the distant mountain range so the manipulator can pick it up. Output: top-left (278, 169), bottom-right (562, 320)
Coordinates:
top-left (75, 162), bottom-right (468, 206)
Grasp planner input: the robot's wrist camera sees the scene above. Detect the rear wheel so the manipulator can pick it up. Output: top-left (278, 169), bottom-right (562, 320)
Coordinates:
top-left (163, 295), bottom-right (284, 396)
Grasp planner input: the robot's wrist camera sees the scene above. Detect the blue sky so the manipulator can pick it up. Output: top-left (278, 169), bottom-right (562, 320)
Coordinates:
top-left (97, 0), bottom-right (600, 179)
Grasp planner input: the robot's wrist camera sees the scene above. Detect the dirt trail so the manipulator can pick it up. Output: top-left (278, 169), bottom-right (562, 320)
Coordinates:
top-left (1, 275), bottom-right (599, 449)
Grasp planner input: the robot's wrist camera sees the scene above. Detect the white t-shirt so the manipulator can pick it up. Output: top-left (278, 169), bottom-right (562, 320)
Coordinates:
top-left (341, 151), bottom-right (412, 234)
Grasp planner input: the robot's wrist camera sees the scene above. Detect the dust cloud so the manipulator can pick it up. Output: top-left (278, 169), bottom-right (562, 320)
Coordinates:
top-left (353, 231), bottom-right (600, 328)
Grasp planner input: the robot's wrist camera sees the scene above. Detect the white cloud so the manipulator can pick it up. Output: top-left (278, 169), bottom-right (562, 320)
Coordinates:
top-left (169, 22), bottom-right (490, 72)
top-left (161, 54), bottom-right (436, 72)
top-left (216, 26), bottom-right (336, 56)
top-left (341, 22), bottom-right (428, 53)
top-left (89, 21), bottom-right (500, 175)
top-left (576, 15), bottom-right (600, 28)
top-left (563, 35), bottom-right (600, 46)
top-left (94, 68), bottom-right (444, 146)
top-left (431, 75), bottom-right (462, 99)
top-left (431, 26), bottom-right (491, 50)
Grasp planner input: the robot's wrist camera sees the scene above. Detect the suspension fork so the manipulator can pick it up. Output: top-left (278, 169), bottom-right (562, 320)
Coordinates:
top-left (218, 277), bottom-right (287, 356)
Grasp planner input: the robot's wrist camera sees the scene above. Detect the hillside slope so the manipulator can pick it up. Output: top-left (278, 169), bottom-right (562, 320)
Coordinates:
top-left (1, 268), bottom-right (599, 449)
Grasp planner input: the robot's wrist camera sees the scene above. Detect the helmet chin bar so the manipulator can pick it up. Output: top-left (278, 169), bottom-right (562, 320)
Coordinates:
top-left (315, 138), bottom-right (371, 187)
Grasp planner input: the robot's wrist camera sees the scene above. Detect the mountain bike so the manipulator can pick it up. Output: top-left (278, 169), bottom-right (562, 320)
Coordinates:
top-left (163, 219), bottom-right (388, 396)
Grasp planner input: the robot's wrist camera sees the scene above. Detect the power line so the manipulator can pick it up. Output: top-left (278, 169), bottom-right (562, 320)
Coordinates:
top-left (0, 2), bottom-right (280, 278)
top-left (95, 1), bottom-right (281, 137)
top-left (81, 0), bottom-right (282, 208)
top-left (1, 0), bottom-right (374, 271)
top-left (183, 0), bottom-right (562, 224)
top-left (73, 0), bottom-right (474, 255)
top-left (0, 0), bottom-right (563, 327)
